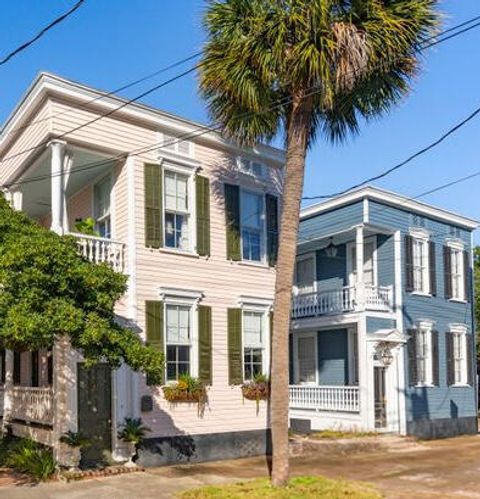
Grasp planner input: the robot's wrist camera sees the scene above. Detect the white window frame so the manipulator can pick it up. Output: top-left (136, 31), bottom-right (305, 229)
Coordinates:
top-left (239, 188), bottom-right (267, 264)
top-left (293, 331), bottom-right (318, 385)
top-left (162, 163), bottom-right (197, 254)
top-left (410, 229), bottom-right (430, 295)
top-left (415, 320), bottom-right (434, 386)
top-left (447, 240), bottom-right (465, 302)
top-left (159, 287), bottom-right (203, 382)
top-left (346, 236), bottom-right (377, 287)
top-left (294, 253), bottom-right (317, 294)
top-left (450, 323), bottom-right (468, 386)
top-left (93, 173), bottom-right (113, 239)
top-left (238, 296), bottom-right (272, 381)
top-left (236, 156), bottom-right (266, 179)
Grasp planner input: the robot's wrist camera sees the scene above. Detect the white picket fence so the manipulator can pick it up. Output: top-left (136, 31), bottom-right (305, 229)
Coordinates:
top-left (289, 385), bottom-right (360, 413)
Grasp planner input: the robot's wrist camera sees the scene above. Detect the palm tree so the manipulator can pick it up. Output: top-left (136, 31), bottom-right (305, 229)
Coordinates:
top-left (199, 0), bottom-right (440, 487)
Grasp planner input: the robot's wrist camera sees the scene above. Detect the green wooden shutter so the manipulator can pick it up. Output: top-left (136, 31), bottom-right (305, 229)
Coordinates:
top-left (224, 184), bottom-right (241, 261)
top-left (196, 175), bottom-right (211, 257)
top-left (144, 163), bottom-right (163, 248)
top-left (429, 241), bottom-right (437, 296)
top-left (405, 235), bottom-right (414, 292)
top-left (266, 194), bottom-right (279, 266)
top-left (446, 332), bottom-right (455, 386)
top-left (227, 308), bottom-right (243, 384)
top-left (466, 333), bottom-right (474, 386)
top-left (407, 329), bottom-right (417, 386)
top-left (198, 305), bottom-right (212, 385)
top-left (431, 331), bottom-right (439, 386)
top-left (444, 246), bottom-right (452, 299)
top-left (463, 250), bottom-right (470, 302)
top-left (145, 301), bottom-right (164, 385)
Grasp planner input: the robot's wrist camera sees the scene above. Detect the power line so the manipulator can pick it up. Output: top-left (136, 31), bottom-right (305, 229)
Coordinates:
top-left (0, 0), bottom-right (85, 67)
top-left (302, 104), bottom-right (480, 200)
top-left (3, 15), bottom-right (480, 190)
top-left (0, 51), bottom-right (202, 139)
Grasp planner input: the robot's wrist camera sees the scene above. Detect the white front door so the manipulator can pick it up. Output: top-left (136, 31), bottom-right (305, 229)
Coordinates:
top-left (295, 334), bottom-right (317, 384)
top-left (347, 238), bottom-right (376, 286)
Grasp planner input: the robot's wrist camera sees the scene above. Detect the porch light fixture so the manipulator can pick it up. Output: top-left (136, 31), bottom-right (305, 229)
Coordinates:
top-left (324, 237), bottom-right (338, 258)
top-left (378, 343), bottom-right (394, 367)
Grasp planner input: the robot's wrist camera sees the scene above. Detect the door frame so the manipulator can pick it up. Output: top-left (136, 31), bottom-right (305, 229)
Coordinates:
top-left (293, 331), bottom-right (318, 385)
top-left (346, 236), bottom-right (378, 287)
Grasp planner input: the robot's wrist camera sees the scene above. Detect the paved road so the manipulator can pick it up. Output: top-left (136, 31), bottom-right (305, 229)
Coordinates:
top-left (2, 434), bottom-right (480, 498)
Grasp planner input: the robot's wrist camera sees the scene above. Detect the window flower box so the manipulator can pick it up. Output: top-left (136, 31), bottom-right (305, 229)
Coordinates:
top-left (162, 375), bottom-right (207, 404)
top-left (241, 374), bottom-right (269, 402)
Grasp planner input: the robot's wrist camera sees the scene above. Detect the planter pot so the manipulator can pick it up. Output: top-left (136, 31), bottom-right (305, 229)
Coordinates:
top-left (61, 445), bottom-right (81, 471)
top-left (124, 441), bottom-right (137, 467)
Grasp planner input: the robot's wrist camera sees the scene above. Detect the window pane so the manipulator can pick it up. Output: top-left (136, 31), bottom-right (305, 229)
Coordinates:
top-left (178, 345), bottom-right (190, 362)
top-left (94, 177), bottom-right (111, 219)
top-left (165, 212), bottom-right (176, 248)
top-left (241, 191), bottom-right (262, 229)
top-left (166, 305), bottom-right (190, 344)
top-left (244, 312), bottom-right (262, 347)
top-left (176, 175), bottom-right (188, 212)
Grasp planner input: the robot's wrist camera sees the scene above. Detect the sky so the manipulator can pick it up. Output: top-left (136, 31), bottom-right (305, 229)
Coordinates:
top-left (0, 1), bottom-right (479, 234)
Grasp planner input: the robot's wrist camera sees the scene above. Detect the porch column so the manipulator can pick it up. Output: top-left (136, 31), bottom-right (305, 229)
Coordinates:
top-left (356, 226), bottom-right (365, 310)
top-left (1, 350), bottom-right (13, 432)
top-left (12, 190), bottom-right (23, 211)
top-left (52, 336), bottom-right (77, 466)
top-left (49, 140), bottom-right (66, 235)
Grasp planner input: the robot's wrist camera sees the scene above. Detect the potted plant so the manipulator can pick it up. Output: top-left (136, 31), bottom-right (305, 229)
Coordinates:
top-left (241, 373), bottom-right (270, 409)
top-left (59, 431), bottom-right (90, 471)
top-left (74, 217), bottom-right (99, 236)
top-left (162, 374), bottom-right (207, 404)
top-left (117, 417), bottom-right (150, 467)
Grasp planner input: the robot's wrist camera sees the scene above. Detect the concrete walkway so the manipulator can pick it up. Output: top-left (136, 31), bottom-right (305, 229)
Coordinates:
top-left (2, 434), bottom-right (480, 498)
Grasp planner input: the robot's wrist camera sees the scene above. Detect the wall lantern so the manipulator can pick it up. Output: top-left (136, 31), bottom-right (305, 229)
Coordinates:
top-left (377, 343), bottom-right (394, 367)
top-left (324, 237), bottom-right (338, 258)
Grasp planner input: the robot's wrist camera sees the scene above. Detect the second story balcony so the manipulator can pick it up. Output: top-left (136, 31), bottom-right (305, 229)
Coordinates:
top-left (292, 284), bottom-right (394, 319)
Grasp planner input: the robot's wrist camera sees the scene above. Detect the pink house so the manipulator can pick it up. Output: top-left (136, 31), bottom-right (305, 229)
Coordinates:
top-left (0, 73), bottom-right (284, 466)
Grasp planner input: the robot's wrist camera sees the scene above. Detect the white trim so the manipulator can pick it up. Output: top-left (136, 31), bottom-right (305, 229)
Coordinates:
top-left (158, 287), bottom-right (203, 303)
top-left (445, 238), bottom-right (465, 251)
top-left (347, 327), bottom-right (358, 385)
top-left (301, 186), bottom-right (478, 230)
top-left (237, 295), bottom-right (273, 310)
top-left (363, 198), bottom-right (369, 223)
top-left (0, 73), bottom-right (285, 166)
top-left (126, 155), bottom-right (137, 322)
top-left (241, 309), bottom-right (270, 380)
top-left (414, 321), bottom-right (434, 387)
top-left (346, 235), bottom-right (377, 287)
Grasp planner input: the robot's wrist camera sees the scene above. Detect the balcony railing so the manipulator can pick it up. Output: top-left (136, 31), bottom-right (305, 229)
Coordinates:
top-left (11, 387), bottom-right (54, 426)
top-left (291, 285), bottom-right (393, 319)
top-left (70, 232), bottom-right (125, 272)
top-left (289, 385), bottom-right (360, 413)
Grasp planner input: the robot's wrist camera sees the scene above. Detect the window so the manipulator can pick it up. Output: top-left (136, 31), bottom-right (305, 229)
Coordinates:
top-left (243, 311), bottom-right (264, 380)
top-left (452, 328), bottom-right (467, 385)
top-left (164, 171), bottom-right (190, 250)
top-left (94, 176), bottom-right (112, 238)
top-left (416, 325), bottom-right (432, 385)
top-left (450, 247), bottom-right (465, 300)
top-left (240, 190), bottom-right (265, 262)
top-left (161, 132), bottom-right (192, 156)
top-left (412, 236), bottom-right (429, 293)
top-left (237, 157), bottom-right (265, 178)
top-left (165, 304), bottom-right (191, 381)
top-left (295, 255), bottom-right (315, 293)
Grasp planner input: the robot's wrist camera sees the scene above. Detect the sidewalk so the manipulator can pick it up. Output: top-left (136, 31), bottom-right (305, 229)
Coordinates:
top-left (1, 434), bottom-right (480, 498)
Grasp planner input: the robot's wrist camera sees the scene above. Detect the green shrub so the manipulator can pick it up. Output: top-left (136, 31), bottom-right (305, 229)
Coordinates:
top-left (5, 438), bottom-right (56, 481)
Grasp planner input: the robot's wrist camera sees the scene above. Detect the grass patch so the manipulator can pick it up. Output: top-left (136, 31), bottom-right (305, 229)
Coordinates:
top-left (179, 476), bottom-right (381, 498)
top-left (311, 430), bottom-right (378, 440)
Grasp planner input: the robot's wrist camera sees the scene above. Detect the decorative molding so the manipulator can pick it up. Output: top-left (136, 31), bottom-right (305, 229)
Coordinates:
top-left (158, 287), bottom-right (203, 304)
top-left (237, 295), bottom-right (273, 310)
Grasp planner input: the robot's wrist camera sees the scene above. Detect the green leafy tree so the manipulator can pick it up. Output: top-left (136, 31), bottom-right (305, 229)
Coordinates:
top-left (0, 196), bottom-right (163, 383)
top-left (199, 0), bottom-right (440, 486)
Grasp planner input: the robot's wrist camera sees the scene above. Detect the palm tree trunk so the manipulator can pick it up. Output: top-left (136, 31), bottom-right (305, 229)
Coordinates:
top-left (270, 89), bottom-right (313, 487)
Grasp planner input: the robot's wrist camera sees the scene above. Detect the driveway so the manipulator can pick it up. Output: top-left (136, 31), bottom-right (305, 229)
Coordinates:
top-left (1, 434), bottom-right (480, 498)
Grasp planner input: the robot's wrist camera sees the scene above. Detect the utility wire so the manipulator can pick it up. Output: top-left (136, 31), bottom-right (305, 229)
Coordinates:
top-left (0, 51), bottom-right (202, 138)
top-left (3, 15), bottom-right (480, 190)
top-left (0, 0), bottom-right (85, 67)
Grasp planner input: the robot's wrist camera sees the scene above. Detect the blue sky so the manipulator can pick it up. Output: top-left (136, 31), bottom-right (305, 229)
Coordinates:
top-left (0, 1), bottom-right (479, 231)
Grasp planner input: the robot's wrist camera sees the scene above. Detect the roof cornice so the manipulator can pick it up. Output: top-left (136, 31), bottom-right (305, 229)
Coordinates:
top-left (0, 72), bottom-right (285, 165)
top-left (301, 186), bottom-right (479, 230)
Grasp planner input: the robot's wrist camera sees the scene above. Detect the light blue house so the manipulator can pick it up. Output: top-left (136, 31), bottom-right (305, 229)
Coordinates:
top-left (289, 186), bottom-right (478, 439)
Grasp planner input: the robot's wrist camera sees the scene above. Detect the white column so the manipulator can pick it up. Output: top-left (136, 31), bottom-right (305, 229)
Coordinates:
top-left (356, 225), bottom-right (365, 310)
top-left (62, 153), bottom-right (73, 234)
top-left (12, 190), bottom-right (23, 211)
top-left (49, 140), bottom-right (66, 235)
top-left (2, 350), bottom-right (13, 432)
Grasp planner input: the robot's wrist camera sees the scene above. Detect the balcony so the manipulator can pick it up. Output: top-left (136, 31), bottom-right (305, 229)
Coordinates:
top-left (291, 284), bottom-right (394, 319)
top-left (11, 386), bottom-right (54, 426)
top-left (289, 385), bottom-right (360, 413)
top-left (70, 232), bottom-right (125, 273)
